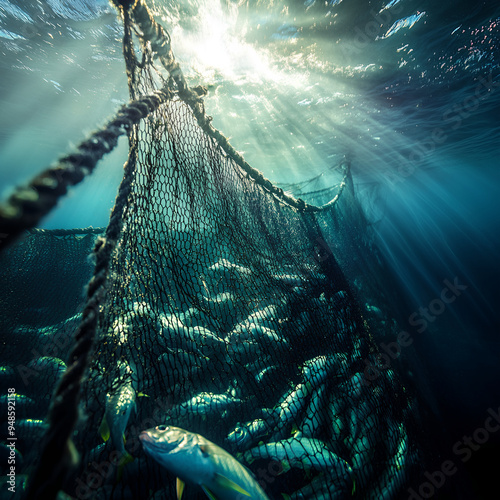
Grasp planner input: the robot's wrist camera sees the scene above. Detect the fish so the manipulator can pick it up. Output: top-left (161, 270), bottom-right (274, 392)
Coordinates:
top-left (351, 435), bottom-right (373, 489)
top-left (155, 347), bottom-right (211, 389)
top-left (271, 382), bottom-right (312, 440)
top-left (204, 260), bottom-right (253, 297)
top-left (25, 356), bottom-right (67, 395)
top-left (0, 394), bottom-right (39, 419)
top-left (181, 307), bottom-right (221, 332)
top-left (173, 392), bottom-right (242, 418)
top-left (226, 338), bottom-right (263, 366)
top-left (13, 418), bottom-right (48, 440)
top-left (99, 362), bottom-right (136, 467)
top-left (295, 383), bottom-right (328, 439)
top-left (367, 423), bottom-right (412, 500)
top-left (140, 425), bottom-right (271, 500)
top-left (301, 354), bottom-right (348, 387)
top-left (207, 259), bottom-right (253, 279)
top-left (242, 304), bottom-right (284, 330)
top-left (0, 366), bottom-right (16, 392)
top-left (231, 323), bottom-right (288, 351)
top-left (159, 314), bottom-right (225, 355)
top-left (198, 292), bottom-right (245, 332)
top-left (226, 418), bottom-right (275, 451)
top-left (244, 436), bottom-right (354, 483)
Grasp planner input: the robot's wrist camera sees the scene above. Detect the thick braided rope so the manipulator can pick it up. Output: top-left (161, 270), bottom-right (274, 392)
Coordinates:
top-left (28, 227), bottom-right (105, 236)
top-left (24, 141), bottom-right (138, 500)
top-left (0, 89), bottom-right (171, 252)
top-left (23, 10), bottom-right (146, 497)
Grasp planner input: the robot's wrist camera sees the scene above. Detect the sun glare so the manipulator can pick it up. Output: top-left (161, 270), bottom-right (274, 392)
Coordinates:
top-left (166, 0), bottom-right (299, 87)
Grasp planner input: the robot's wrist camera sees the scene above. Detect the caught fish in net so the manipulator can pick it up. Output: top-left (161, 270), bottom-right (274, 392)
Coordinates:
top-left (0, 1), bottom-right (431, 499)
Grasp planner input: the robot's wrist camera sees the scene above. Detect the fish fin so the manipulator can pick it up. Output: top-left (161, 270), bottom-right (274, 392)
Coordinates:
top-left (214, 473), bottom-right (251, 497)
top-left (119, 452), bottom-right (134, 467)
top-left (201, 485), bottom-right (219, 500)
top-left (98, 415), bottom-right (110, 442)
top-left (281, 494), bottom-right (291, 500)
top-left (291, 423), bottom-right (299, 435)
top-left (176, 478), bottom-right (185, 500)
top-left (137, 392), bottom-right (150, 397)
top-left (348, 465), bottom-right (356, 496)
top-left (280, 460), bottom-right (291, 474)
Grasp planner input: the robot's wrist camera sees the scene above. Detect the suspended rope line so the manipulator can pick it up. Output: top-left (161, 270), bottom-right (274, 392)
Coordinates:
top-left (0, 0), bottom-right (351, 253)
top-left (0, 3), bottom-right (424, 500)
top-left (27, 227), bottom-right (106, 236)
top-left (0, 88), bottom-right (172, 252)
top-left (117, 0), bottom-right (349, 214)
top-left (24, 12), bottom-right (144, 500)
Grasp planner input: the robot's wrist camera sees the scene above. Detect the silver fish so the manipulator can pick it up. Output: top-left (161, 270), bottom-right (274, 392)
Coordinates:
top-left (174, 392), bottom-right (242, 418)
top-left (226, 418), bottom-right (274, 451)
top-left (296, 383), bottom-right (328, 439)
top-left (301, 354), bottom-right (348, 387)
top-left (99, 362), bottom-right (136, 466)
top-left (367, 423), bottom-right (411, 500)
top-left (245, 436), bottom-right (354, 481)
top-left (140, 425), bottom-right (270, 500)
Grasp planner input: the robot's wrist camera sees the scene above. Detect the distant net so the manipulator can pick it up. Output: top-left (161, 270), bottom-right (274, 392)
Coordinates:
top-left (0, 1), bottom-right (427, 499)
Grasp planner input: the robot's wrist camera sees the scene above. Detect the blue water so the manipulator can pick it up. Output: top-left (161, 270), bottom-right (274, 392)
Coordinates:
top-left (1, 0), bottom-right (499, 496)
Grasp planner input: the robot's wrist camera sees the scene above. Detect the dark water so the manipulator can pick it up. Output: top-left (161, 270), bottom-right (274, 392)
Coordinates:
top-left (1, 0), bottom-right (499, 497)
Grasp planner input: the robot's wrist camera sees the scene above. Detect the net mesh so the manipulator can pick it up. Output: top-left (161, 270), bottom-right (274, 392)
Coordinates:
top-left (0, 3), bottom-right (427, 499)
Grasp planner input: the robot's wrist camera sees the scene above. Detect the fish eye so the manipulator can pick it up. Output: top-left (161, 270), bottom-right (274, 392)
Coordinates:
top-left (156, 425), bottom-right (168, 432)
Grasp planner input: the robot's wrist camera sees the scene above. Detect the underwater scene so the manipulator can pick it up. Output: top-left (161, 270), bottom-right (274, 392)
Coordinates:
top-left (0, 0), bottom-right (499, 499)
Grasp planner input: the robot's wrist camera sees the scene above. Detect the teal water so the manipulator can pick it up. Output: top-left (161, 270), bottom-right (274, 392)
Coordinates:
top-left (1, 0), bottom-right (499, 497)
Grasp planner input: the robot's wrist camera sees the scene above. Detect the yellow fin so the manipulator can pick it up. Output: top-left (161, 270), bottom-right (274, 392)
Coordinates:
top-left (176, 478), bottom-right (185, 500)
top-left (98, 416), bottom-right (110, 442)
top-left (280, 460), bottom-right (291, 474)
top-left (119, 452), bottom-right (134, 467)
top-left (214, 473), bottom-right (251, 496)
top-left (201, 485), bottom-right (219, 500)
top-left (137, 392), bottom-right (150, 397)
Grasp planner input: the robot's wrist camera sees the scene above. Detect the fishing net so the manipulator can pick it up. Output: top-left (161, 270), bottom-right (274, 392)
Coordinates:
top-left (0, 1), bottom-right (427, 499)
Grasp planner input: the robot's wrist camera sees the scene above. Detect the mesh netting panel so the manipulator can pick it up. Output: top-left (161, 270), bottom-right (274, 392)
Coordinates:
top-left (0, 231), bottom-right (96, 494)
top-left (0, 13), bottom-right (426, 498)
top-left (64, 90), bottom-right (422, 498)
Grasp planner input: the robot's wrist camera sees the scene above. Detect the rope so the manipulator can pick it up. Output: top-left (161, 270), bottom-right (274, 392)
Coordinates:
top-left (27, 227), bottom-right (106, 236)
top-left (121, 0), bottom-right (350, 214)
top-left (24, 13), bottom-right (142, 498)
top-left (0, 88), bottom-right (172, 252)
top-left (24, 132), bottom-right (139, 500)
